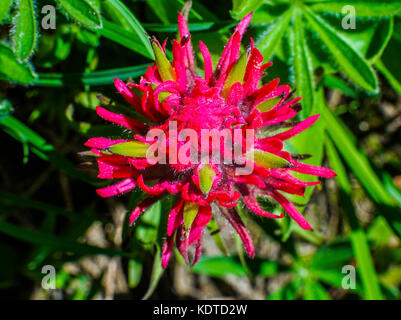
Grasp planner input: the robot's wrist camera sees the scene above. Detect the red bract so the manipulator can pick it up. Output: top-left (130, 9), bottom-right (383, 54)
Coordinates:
top-left (85, 12), bottom-right (336, 267)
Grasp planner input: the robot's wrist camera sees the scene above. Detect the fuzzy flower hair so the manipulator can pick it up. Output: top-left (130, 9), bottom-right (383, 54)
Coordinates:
top-left (85, 12), bottom-right (335, 267)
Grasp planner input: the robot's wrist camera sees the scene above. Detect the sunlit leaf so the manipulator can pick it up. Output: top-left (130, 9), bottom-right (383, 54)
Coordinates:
top-left (59, 0), bottom-right (102, 29)
top-left (303, 7), bottom-right (378, 92)
top-left (13, 0), bottom-right (37, 61)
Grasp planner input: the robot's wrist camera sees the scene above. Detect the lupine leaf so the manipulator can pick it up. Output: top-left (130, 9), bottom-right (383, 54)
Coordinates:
top-left (142, 244), bottom-right (164, 300)
top-left (0, 42), bottom-right (36, 83)
top-left (102, 0), bottom-right (154, 59)
top-left (310, 239), bottom-right (354, 269)
top-left (13, 0), bottom-right (37, 61)
top-left (322, 106), bottom-right (401, 240)
top-left (375, 59), bottom-right (401, 96)
top-left (323, 107), bottom-right (394, 205)
top-left (0, 190), bottom-right (80, 219)
top-left (326, 138), bottom-right (383, 300)
top-left (351, 230), bottom-right (383, 299)
top-left (231, 0), bottom-right (264, 20)
top-left (302, 7), bottom-right (378, 92)
top-left (136, 201), bottom-right (162, 245)
top-left (128, 258), bottom-right (143, 288)
top-left (0, 217), bottom-right (129, 257)
top-left (35, 64), bottom-right (150, 86)
top-left (0, 115), bottom-right (99, 185)
top-left (304, 278), bottom-right (331, 300)
top-left (256, 8), bottom-right (293, 62)
top-left (192, 256), bottom-right (247, 277)
top-left (143, 22), bottom-right (217, 33)
top-left (177, 0), bottom-right (218, 21)
top-left (0, 0), bottom-right (14, 22)
top-left (323, 75), bottom-right (358, 98)
top-left (291, 8), bottom-right (315, 118)
top-left (144, 0), bottom-right (174, 24)
top-left (309, 0), bottom-right (401, 17)
top-left (100, 19), bottom-right (153, 58)
top-left (375, 32), bottom-right (401, 95)
top-left (207, 217), bottom-right (229, 255)
top-left (59, 0), bottom-right (102, 29)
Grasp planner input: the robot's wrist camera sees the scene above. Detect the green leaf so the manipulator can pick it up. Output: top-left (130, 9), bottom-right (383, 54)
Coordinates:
top-left (0, 0), bottom-right (13, 22)
top-left (231, 0), bottom-right (264, 20)
top-left (35, 64), bottom-right (150, 86)
top-left (0, 190), bottom-right (80, 220)
top-left (256, 8), bottom-right (293, 62)
top-left (0, 115), bottom-right (99, 185)
top-left (142, 244), bottom-right (164, 300)
top-left (143, 21), bottom-right (218, 33)
top-left (291, 8), bottom-right (315, 118)
top-left (351, 229), bottom-right (383, 299)
top-left (99, 19), bottom-right (154, 58)
top-left (375, 33), bottom-right (401, 95)
top-left (177, 0), bottom-right (218, 21)
top-left (207, 217), bottom-right (229, 256)
top-left (281, 87), bottom-right (325, 216)
top-left (59, 0), bottom-right (102, 29)
top-left (192, 256), bottom-right (247, 277)
top-left (323, 75), bottom-right (358, 98)
top-left (252, 2), bottom-right (290, 25)
top-left (309, 0), bottom-right (401, 17)
top-left (326, 138), bottom-right (383, 300)
top-left (0, 217), bottom-right (129, 257)
top-left (144, 0), bottom-right (173, 24)
top-left (323, 106), bottom-right (401, 240)
top-left (310, 239), bottom-right (354, 269)
top-left (302, 7), bottom-right (378, 92)
top-left (375, 58), bottom-right (401, 95)
top-left (368, 216), bottom-right (396, 247)
top-left (303, 278), bottom-right (331, 300)
top-left (13, 0), bottom-right (37, 61)
top-left (128, 258), bottom-right (143, 288)
top-left (102, 0), bottom-right (154, 59)
top-left (311, 269), bottom-right (350, 289)
top-left (323, 107), bottom-right (394, 206)
top-left (109, 141), bottom-right (149, 158)
top-left (136, 201), bottom-right (161, 244)
top-left (0, 42), bottom-right (36, 83)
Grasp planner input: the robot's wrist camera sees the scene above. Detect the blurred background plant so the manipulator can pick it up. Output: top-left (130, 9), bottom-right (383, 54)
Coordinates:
top-left (1, 0), bottom-right (401, 300)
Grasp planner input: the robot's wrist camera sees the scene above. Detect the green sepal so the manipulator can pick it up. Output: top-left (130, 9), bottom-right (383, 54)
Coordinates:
top-left (183, 202), bottom-right (199, 232)
top-left (245, 149), bottom-right (294, 169)
top-left (198, 164), bottom-right (216, 195)
top-left (109, 141), bottom-right (149, 157)
top-left (151, 40), bottom-right (176, 82)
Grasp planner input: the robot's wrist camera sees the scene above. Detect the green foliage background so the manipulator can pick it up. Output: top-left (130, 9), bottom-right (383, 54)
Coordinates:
top-left (1, 0), bottom-right (401, 300)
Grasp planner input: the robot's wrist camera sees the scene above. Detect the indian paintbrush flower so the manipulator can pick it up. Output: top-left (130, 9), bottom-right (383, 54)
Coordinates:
top-left (85, 12), bottom-right (336, 267)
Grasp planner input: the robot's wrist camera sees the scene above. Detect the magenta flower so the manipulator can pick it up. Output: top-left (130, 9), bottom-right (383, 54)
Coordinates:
top-left (85, 13), bottom-right (335, 267)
